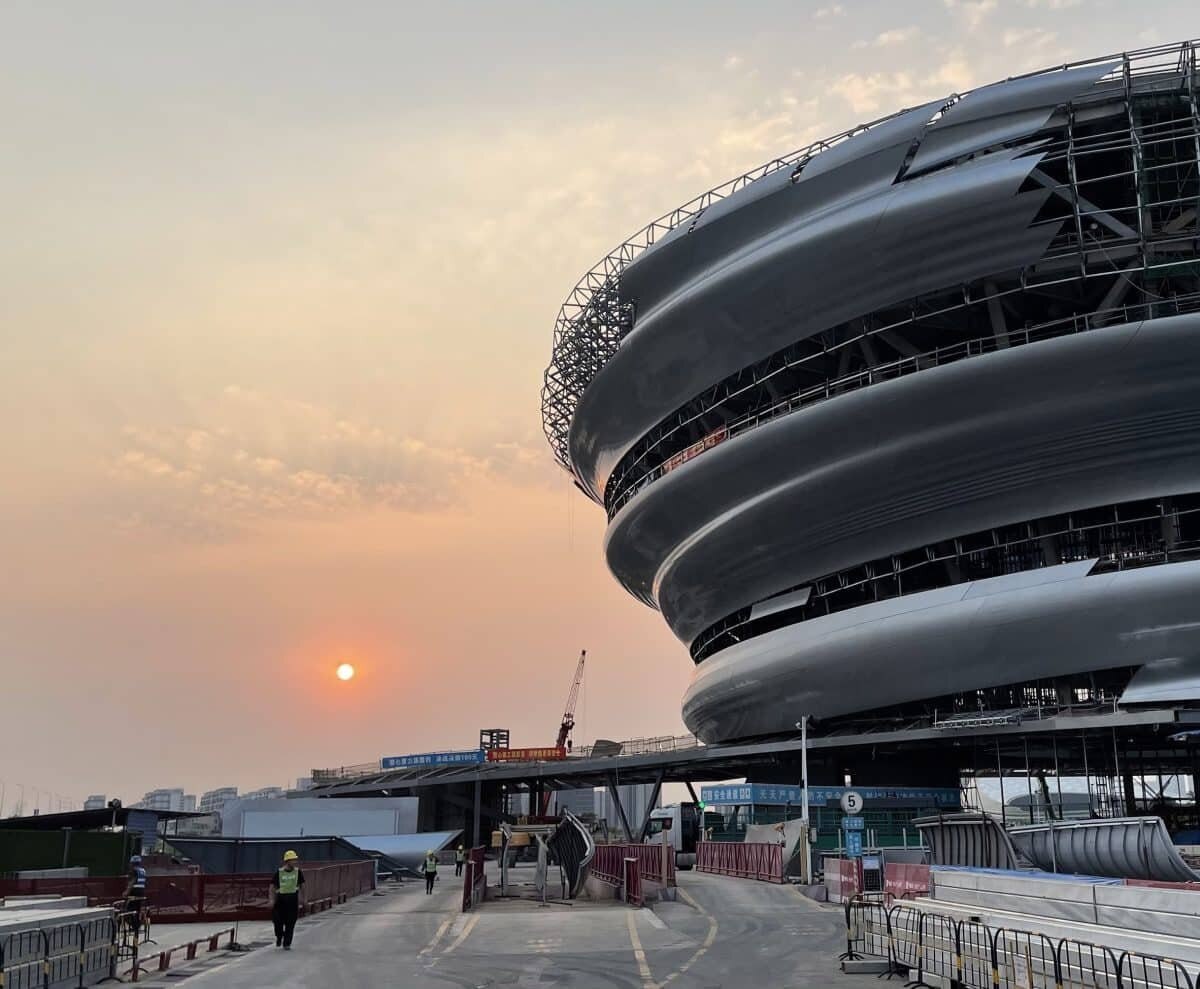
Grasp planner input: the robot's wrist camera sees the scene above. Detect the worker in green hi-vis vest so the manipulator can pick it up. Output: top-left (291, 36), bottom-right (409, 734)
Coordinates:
top-left (270, 850), bottom-right (306, 949)
top-left (422, 850), bottom-right (439, 894)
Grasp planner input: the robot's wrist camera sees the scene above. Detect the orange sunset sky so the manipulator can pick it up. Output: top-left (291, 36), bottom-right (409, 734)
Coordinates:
top-left (2, 1), bottom-right (1187, 809)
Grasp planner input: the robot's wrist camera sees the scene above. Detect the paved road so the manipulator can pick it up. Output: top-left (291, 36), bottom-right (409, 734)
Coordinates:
top-left (153, 871), bottom-right (871, 988)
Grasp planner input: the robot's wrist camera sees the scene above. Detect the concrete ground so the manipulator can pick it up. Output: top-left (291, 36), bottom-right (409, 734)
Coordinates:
top-left (129, 869), bottom-right (878, 988)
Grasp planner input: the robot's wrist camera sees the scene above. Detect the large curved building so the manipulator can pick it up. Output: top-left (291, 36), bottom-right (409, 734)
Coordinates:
top-left (542, 42), bottom-right (1200, 745)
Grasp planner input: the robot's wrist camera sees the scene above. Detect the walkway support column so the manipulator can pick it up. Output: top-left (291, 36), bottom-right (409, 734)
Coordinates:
top-left (607, 773), bottom-right (634, 842)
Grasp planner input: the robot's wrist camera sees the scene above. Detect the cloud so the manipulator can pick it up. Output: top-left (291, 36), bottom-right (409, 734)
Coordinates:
top-left (723, 54), bottom-right (744, 70)
top-left (1002, 27), bottom-right (1059, 50)
top-left (814, 4), bottom-right (844, 17)
top-left (106, 386), bottom-right (554, 538)
top-left (1022, 0), bottom-right (1083, 7)
top-left (853, 27), bottom-right (920, 50)
top-left (942, 0), bottom-right (998, 30)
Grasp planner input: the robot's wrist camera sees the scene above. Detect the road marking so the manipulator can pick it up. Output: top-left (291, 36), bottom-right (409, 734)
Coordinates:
top-left (626, 911), bottom-right (655, 987)
top-left (441, 913), bottom-right (480, 955)
top-left (656, 887), bottom-right (719, 986)
top-left (418, 916), bottom-right (452, 956)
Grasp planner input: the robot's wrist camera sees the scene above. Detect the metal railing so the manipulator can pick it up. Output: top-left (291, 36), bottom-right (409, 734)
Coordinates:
top-left (592, 843), bottom-right (675, 887)
top-left (696, 841), bottom-right (783, 883)
top-left (0, 915), bottom-right (120, 989)
top-left (841, 896), bottom-right (1196, 988)
top-left (606, 291), bottom-right (1200, 517)
top-left (574, 734), bottom-right (702, 759)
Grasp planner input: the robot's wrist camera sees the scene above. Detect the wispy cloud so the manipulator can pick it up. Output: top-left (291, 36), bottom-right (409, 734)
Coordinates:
top-left (853, 26), bottom-right (920, 50)
top-left (107, 386), bottom-right (552, 538)
top-left (814, 4), bottom-right (845, 18)
top-left (942, 0), bottom-right (999, 30)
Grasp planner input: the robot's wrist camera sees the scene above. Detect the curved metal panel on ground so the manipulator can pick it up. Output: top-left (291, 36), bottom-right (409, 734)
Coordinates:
top-left (546, 812), bottom-right (595, 900)
top-left (915, 813), bottom-right (1026, 870)
top-left (682, 560), bottom-right (1200, 740)
top-left (607, 314), bottom-right (1200, 644)
top-left (1008, 817), bottom-right (1200, 882)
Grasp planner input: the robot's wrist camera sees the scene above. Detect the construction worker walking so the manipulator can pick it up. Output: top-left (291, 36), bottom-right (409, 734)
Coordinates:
top-left (270, 850), bottom-right (306, 949)
top-left (454, 845), bottom-right (466, 877)
top-left (123, 854), bottom-right (148, 940)
top-left (422, 850), bottom-right (439, 894)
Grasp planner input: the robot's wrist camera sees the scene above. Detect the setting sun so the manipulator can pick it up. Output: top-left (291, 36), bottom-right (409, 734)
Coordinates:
top-left (336, 663), bottom-right (356, 682)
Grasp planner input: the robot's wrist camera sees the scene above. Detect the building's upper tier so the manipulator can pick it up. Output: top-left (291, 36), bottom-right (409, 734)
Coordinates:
top-left (540, 40), bottom-right (1200, 504)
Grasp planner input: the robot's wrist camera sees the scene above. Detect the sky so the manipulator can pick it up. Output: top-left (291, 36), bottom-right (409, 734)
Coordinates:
top-left (1, 1), bottom-right (1194, 812)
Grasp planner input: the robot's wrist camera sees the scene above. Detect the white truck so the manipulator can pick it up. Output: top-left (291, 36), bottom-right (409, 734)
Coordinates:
top-left (646, 802), bottom-right (702, 869)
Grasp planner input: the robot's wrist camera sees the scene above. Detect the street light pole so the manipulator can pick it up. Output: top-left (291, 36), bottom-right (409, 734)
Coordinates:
top-left (797, 717), bottom-right (811, 885)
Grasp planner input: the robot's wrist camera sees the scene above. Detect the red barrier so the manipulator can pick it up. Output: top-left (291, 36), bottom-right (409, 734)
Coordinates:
top-left (824, 857), bottom-right (862, 902)
top-left (462, 846), bottom-right (486, 912)
top-left (592, 844), bottom-right (675, 886)
top-left (884, 863), bottom-right (930, 900)
top-left (623, 858), bottom-right (643, 907)
top-left (696, 841), bottom-right (783, 883)
top-left (0, 861), bottom-right (375, 922)
top-left (1124, 879), bottom-right (1200, 890)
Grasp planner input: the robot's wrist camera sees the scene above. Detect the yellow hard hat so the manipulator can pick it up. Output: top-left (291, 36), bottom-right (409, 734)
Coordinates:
top-left (426, 849), bottom-right (434, 856)
top-left (283, 850), bottom-right (299, 861)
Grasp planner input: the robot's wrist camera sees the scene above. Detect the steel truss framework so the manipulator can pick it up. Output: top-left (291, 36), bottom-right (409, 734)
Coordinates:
top-left (541, 40), bottom-right (1200, 500)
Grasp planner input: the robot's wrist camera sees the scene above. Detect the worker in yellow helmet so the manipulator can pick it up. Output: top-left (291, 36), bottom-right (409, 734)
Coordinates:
top-left (454, 844), bottom-right (466, 877)
top-left (270, 850), bottom-right (306, 949)
top-left (422, 849), bottom-right (439, 894)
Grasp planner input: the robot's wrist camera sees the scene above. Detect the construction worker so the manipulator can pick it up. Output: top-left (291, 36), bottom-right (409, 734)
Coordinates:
top-left (123, 854), bottom-right (147, 939)
top-left (454, 844), bottom-right (466, 877)
top-left (270, 850), bottom-right (306, 949)
top-left (422, 850), bottom-right (439, 894)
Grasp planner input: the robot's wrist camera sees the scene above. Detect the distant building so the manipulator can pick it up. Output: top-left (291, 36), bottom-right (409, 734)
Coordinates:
top-left (219, 796), bottom-right (418, 838)
top-left (241, 787), bottom-right (286, 802)
top-left (294, 777), bottom-right (314, 792)
top-left (199, 787), bottom-right (238, 814)
top-left (83, 795), bottom-right (107, 811)
top-left (174, 813), bottom-right (220, 837)
top-left (138, 788), bottom-right (194, 812)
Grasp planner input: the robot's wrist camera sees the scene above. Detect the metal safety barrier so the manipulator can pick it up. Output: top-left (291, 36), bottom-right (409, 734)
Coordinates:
top-left (0, 914), bottom-right (120, 988)
top-left (839, 897), bottom-right (1197, 989)
top-left (591, 844), bottom-right (675, 887)
top-left (461, 847), bottom-right (486, 913)
top-left (696, 841), bottom-right (783, 883)
top-left (594, 843), bottom-right (675, 886)
top-left (622, 859), bottom-right (643, 908)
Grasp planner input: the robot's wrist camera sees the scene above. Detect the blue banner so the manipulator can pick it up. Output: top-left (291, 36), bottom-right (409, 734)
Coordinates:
top-left (382, 749), bottom-right (485, 770)
top-left (699, 783), bottom-right (959, 808)
top-left (845, 831), bottom-right (863, 858)
top-left (842, 815), bottom-right (865, 831)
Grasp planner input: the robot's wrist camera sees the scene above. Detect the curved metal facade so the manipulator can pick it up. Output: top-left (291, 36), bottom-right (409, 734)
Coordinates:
top-left (543, 42), bottom-right (1200, 743)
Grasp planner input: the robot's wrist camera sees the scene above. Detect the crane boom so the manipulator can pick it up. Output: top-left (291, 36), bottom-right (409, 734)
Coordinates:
top-left (554, 649), bottom-right (587, 751)
top-left (544, 649), bottom-right (587, 816)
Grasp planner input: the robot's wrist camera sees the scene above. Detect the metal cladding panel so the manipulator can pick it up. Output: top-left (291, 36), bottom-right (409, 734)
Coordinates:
top-left (928, 61), bottom-right (1120, 129)
top-left (602, 314), bottom-right (1200, 644)
top-left (917, 814), bottom-right (1024, 871)
top-left (625, 101), bottom-right (944, 318)
top-left (906, 61), bottom-right (1119, 174)
top-left (569, 148), bottom-right (1055, 499)
top-left (681, 560), bottom-right (1200, 739)
top-left (1008, 818), bottom-right (1200, 883)
top-left (546, 812), bottom-right (594, 899)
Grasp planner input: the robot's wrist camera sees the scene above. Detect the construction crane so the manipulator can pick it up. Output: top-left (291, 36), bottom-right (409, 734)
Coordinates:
top-left (555, 649), bottom-right (587, 752)
top-left (542, 650), bottom-right (586, 815)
